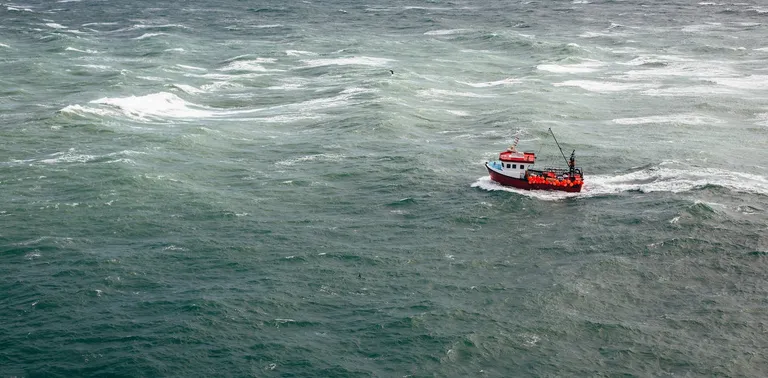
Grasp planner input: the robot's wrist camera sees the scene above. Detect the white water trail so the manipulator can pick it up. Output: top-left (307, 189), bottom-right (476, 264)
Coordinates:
top-left (472, 164), bottom-right (768, 200)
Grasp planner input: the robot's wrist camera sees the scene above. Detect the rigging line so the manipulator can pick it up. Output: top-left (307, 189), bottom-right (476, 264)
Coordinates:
top-left (536, 131), bottom-right (553, 167)
top-left (549, 127), bottom-right (570, 168)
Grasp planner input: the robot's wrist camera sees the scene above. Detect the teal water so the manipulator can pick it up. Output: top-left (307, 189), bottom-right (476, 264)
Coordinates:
top-left (2, 0), bottom-right (768, 376)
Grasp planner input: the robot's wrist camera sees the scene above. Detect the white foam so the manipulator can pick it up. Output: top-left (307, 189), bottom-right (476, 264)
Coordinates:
top-left (418, 88), bottom-right (493, 98)
top-left (537, 60), bottom-right (605, 73)
top-left (5, 159), bottom-right (35, 166)
top-left (65, 86), bottom-right (369, 122)
top-left (460, 48), bottom-right (494, 54)
top-left (521, 333), bottom-right (541, 347)
top-left (642, 86), bottom-right (740, 97)
top-left (65, 47), bottom-right (98, 54)
top-left (90, 92), bottom-right (216, 120)
top-left (554, 80), bottom-right (655, 92)
top-left (709, 75), bottom-right (768, 90)
top-left (473, 165), bottom-right (768, 199)
top-left (25, 252), bottom-right (41, 260)
top-left (7, 5), bottom-right (34, 12)
top-left (365, 7), bottom-right (394, 12)
top-left (256, 24), bottom-right (282, 28)
top-left (424, 29), bottom-right (468, 36)
top-left (404, 6), bottom-right (453, 10)
top-left (60, 104), bottom-right (115, 118)
top-left (301, 56), bottom-right (394, 67)
top-left (82, 22), bottom-right (118, 27)
top-left (472, 176), bottom-right (580, 200)
top-left (219, 60), bottom-right (283, 72)
top-left (38, 149), bottom-right (145, 165)
top-left (104, 158), bottom-right (136, 165)
top-left (134, 33), bottom-right (165, 40)
top-left (170, 84), bottom-right (204, 94)
top-left (681, 23), bottom-right (731, 33)
top-left (175, 64), bottom-right (206, 71)
top-left (131, 23), bottom-right (187, 30)
top-left (267, 82), bottom-right (304, 90)
top-left (587, 166), bottom-right (768, 195)
top-left (137, 76), bottom-right (166, 82)
top-left (224, 55), bottom-right (276, 63)
top-left (622, 61), bottom-right (736, 80)
top-left (753, 113), bottom-right (768, 126)
top-left (39, 151), bottom-right (95, 164)
top-left (612, 113), bottom-right (723, 125)
top-left (45, 22), bottom-right (67, 29)
top-left (165, 47), bottom-right (185, 52)
top-left (200, 81), bottom-right (244, 92)
top-left (286, 50), bottom-right (316, 56)
top-left (257, 114), bottom-right (323, 123)
top-left (457, 78), bottom-right (520, 88)
top-left (275, 87), bottom-right (371, 111)
top-left (0, 43), bottom-right (9, 48)
top-left (447, 110), bottom-right (470, 116)
top-left (619, 55), bottom-right (692, 66)
top-left (276, 154), bottom-right (346, 166)
top-left (76, 64), bottom-right (111, 70)
top-left (599, 46), bottom-right (642, 54)
top-left (579, 31), bottom-right (616, 38)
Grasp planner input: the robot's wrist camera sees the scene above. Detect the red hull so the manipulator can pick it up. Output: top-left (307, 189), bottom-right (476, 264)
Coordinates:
top-left (485, 164), bottom-right (582, 193)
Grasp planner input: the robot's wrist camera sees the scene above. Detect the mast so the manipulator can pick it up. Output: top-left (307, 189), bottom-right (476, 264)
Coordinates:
top-left (508, 132), bottom-right (520, 152)
top-left (548, 128), bottom-right (570, 168)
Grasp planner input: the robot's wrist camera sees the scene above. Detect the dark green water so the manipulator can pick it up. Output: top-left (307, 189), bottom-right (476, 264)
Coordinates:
top-left (2, 0), bottom-right (768, 376)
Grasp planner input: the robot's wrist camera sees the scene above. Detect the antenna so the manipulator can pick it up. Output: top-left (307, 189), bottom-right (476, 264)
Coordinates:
top-left (549, 128), bottom-right (570, 168)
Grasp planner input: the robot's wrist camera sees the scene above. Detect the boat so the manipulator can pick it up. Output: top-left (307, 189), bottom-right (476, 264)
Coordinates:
top-left (484, 128), bottom-right (584, 192)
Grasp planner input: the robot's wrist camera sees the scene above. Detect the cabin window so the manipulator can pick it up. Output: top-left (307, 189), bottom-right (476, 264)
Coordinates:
top-left (520, 164), bottom-right (525, 169)
top-left (512, 164), bottom-right (517, 169)
top-left (506, 164), bottom-right (511, 168)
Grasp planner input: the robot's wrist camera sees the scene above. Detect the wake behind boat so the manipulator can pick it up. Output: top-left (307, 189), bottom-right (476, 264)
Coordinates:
top-left (485, 129), bottom-right (584, 192)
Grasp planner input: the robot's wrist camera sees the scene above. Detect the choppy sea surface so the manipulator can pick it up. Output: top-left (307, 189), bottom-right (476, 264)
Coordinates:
top-left (2, 0), bottom-right (768, 376)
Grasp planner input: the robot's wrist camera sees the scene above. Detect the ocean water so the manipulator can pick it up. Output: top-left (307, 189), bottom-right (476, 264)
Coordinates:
top-left (2, 0), bottom-right (768, 376)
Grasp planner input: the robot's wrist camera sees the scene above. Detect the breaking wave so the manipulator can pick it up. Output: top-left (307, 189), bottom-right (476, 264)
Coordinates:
top-left (60, 88), bottom-right (374, 122)
top-left (61, 92), bottom-right (219, 121)
top-left (536, 60), bottom-right (606, 74)
top-left (301, 56), bottom-right (395, 67)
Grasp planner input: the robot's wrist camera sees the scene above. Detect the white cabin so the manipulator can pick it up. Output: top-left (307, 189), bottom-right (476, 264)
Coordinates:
top-left (498, 150), bottom-right (536, 179)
